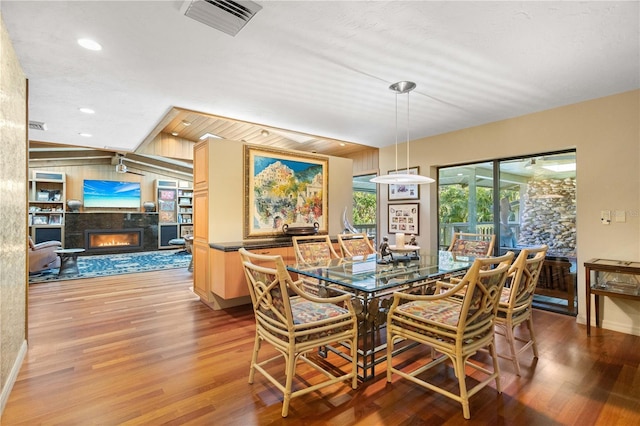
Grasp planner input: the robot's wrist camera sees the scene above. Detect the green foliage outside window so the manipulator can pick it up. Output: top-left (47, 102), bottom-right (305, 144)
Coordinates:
top-left (353, 191), bottom-right (376, 225)
top-left (439, 184), bottom-right (518, 224)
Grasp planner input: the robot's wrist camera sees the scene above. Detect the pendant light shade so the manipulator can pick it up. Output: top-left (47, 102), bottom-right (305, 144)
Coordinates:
top-left (370, 81), bottom-right (435, 185)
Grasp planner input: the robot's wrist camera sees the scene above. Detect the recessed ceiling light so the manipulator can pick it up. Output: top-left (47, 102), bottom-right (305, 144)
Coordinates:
top-left (261, 130), bottom-right (269, 137)
top-left (339, 143), bottom-right (345, 146)
top-left (78, 133), bottom-right (92, 137)
top-left (77, 38), bottom-right (102, 51)
top-left (171, 132), bottom-right (179, 137)
top-left (181, 120), bottom-right (192, 126)
top-left (79, 107), bottom-right (95, 114)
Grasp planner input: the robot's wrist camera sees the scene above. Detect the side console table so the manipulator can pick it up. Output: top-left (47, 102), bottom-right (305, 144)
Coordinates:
top-left (584, 258), bottom-right (640, 336)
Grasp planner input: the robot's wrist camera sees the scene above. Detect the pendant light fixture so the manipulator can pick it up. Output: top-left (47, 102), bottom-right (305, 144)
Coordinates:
top-left (370, 81), bottom-right (435, 185)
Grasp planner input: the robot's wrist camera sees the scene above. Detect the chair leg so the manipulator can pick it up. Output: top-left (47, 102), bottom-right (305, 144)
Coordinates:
top-left (350, 335), bottom-right (358, 389)
top-left (386, 330), bottom-right (394, 383)
top-left (505, 325), bottom-right (521, 376)
top-left (248, 334), bottom-right (261, 384)
top-left (454, 356), bottom-right (471, 420)
top-left (489, 340), bottom-right (502, 393)
top-left (281, 351), bottom-right (296, 417)
top-left (526, 315), bottom-right (539, 358)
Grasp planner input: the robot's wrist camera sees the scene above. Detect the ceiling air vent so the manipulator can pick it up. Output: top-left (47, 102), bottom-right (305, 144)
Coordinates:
top-left (181, 0), bottom-right (262, 36)
top-left (28, 121), bottom-right (47, 131)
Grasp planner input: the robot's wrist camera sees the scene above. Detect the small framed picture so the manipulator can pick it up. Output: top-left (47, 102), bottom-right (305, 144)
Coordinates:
top-left (48, 214), bottom-right (62, 225)
top-left (388, 203), bottom-right (419, 235)
top-left (388, 167), bottom-right (420, 201)
top-left (33, 215), bottom-right (48, 225)
top-left (159, 189), bottom-right (176, 200)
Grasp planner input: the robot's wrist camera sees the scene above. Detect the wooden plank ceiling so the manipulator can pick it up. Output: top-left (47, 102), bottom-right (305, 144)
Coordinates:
top-left (154, 107), bottom-right (372, 158)
top-left (29, 107), bottom-right (376, 177)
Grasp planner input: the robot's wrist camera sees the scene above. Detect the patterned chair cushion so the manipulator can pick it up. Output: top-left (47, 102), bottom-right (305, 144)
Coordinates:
top-left (291, 299), bottom-right (352, 342)
top-left (298, 242), bottom-right (332, 262)
top-left (392, 299), bottom-right (461, 343)
top-left (344, 239), bottom-right (371, 256)
top-left (451, 239), bottom-right (490, 256)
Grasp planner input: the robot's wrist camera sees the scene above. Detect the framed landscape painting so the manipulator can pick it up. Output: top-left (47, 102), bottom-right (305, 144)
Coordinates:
top-left (244, 145), bottom-right (328, 238)
top-left (388, 166), bottom-right (420, 200)
top-left (388, 203), bottom-right (419, 235)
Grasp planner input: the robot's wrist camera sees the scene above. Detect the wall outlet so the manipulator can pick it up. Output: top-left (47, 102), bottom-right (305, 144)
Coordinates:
top-left (601, 210), bottom-right (611, 225)
top-left (615, 210), bottom-right (626, 223)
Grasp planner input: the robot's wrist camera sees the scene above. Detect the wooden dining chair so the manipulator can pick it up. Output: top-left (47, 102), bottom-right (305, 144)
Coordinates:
top-left (495, 245), bottom-right (548, 375)
top-left (336, 232), bottom-right (376, 258)
top-left (448, 232), bottom-right (496, 257)
top-left (239, 248), bottom-right (358, 417)
top-left (292, 234), bottom-right (340, 264)
top-left (386, 251), bottom-right (514, 420)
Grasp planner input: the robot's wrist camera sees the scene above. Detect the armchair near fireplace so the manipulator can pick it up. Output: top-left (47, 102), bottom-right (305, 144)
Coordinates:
top-left (28, 236), bottom-right (62, 273)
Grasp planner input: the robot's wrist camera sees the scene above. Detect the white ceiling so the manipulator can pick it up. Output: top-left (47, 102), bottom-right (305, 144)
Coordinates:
top-left (2, 1), bottom-right (638, 153)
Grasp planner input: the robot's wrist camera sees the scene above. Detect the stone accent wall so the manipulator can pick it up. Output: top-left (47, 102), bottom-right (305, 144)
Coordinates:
top-left (518, 178), bottom-right (576, 256)
top-left (0, 14), bottom-right (28, 413)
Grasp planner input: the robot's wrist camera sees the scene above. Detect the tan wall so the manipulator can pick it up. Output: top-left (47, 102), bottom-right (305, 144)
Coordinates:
top-left (377, 90), bottom-right (640, 335)
top-left (0, 14), bottom-right (28, 414)
top-left (207, 139), bottom-right (353, 242)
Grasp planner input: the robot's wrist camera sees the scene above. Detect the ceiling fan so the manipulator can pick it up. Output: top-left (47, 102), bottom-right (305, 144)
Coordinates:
top-left (114, 155), bottom-right (145, 176)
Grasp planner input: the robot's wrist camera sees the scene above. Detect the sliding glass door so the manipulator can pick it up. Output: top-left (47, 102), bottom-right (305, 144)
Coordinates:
top-left (438, 151), bottom-right (577, 315)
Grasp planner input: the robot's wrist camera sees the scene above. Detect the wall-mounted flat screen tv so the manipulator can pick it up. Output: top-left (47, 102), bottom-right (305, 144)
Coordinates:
top-left (83, 180), bottom-right (141, 208)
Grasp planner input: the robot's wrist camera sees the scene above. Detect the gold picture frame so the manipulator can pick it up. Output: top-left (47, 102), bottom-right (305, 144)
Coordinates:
top-left (244, 145), bottom-right (328, 238)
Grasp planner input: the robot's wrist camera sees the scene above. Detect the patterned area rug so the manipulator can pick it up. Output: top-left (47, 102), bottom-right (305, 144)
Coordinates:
top-left (29, 250), bottom-right (192, 284)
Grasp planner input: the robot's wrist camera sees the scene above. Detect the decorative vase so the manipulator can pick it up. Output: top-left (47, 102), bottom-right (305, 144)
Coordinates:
top-left (143, 201), bottom-right (156, 212)
top-left (67, 199), bottom-right (82, 213)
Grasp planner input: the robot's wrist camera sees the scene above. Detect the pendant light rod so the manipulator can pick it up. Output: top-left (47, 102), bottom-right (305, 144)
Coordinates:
top-left (370, 81), bottom-right (434, 185)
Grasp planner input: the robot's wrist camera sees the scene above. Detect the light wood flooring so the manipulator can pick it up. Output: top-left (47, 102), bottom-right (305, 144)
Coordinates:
top-left (2, 268), bottom-right (639, 425)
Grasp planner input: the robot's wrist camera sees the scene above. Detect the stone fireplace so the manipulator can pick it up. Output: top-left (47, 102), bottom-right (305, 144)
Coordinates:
top-left (85, 228), bottom-right (144, 252)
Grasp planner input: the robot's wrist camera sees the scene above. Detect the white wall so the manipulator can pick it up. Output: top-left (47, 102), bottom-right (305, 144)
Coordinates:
top-left (378, 90), bottom-right (640, 335)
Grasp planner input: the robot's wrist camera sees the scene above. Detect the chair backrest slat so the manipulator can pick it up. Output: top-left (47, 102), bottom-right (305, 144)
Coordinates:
top-left (337, 233), bottom-right (376, 258)
top-left (240, 249), bottom-right (294, 335)
top-left (448, 232), bottom-right (496, 257)
top-left (503, 245), bottom-right (548, 311)
top-left (456, 252), bottom-right (514, 335)
top-left (292, 235), bottom-right (339, 263)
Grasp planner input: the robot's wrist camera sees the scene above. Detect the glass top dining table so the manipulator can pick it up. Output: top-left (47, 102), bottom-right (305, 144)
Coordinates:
top-left (287, 250), bottom-right (472, 295)
top-left (286, 250), bottom-right (474, 381)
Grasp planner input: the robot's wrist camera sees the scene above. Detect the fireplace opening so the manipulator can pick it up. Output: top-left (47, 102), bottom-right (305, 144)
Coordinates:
top-left (85, 228), bottom-right (144, 252)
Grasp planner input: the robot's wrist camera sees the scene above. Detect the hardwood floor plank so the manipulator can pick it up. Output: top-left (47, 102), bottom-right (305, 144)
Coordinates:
top-left (2, 269), bottom-right (640, 425)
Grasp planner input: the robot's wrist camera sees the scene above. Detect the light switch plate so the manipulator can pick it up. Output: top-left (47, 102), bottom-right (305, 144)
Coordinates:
top-left (601, 210), bottom-right (611, 224)
top-left (615, 210), bottom-right (626, 223)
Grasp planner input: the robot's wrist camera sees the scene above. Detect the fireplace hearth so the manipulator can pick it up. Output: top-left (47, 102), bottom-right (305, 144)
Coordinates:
top-left (85, 228), bottom-right (144, 253)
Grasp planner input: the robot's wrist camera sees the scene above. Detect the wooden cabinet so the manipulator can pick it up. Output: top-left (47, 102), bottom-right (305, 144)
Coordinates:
top-left (191, 138), bottom-right (297, 309)
top-left (192, 141), bottom-right (209, 303)
top-left (210, 246), bottom-right (294, 300)
top-left (29, 170), bottom-right (66, 245)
